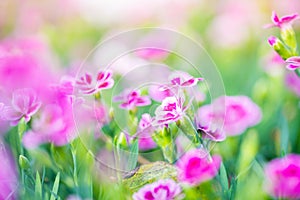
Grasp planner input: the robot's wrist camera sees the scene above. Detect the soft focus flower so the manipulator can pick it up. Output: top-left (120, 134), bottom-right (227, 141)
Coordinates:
top-left (149, 84), bottom-right (174, 102)
top-left (197, 126), bottom-right (226, 142)
top-left (22, 103), bottom-right (75, 148)
top-left (75, 70), bottom-right (114, 95)
top-left (265, 11), bottom-right (299, 29)
top-left (0, 145), bottom-right (18, 200)
top-left (285, 72), bottom-right (300, 97)
top-left (2, 88), bottom-right (41, 126)
top-left (197, 96), bottom-right (262, 136)
top-left (176, 148), bottom-right (221, 186)
top-left (286, 56), bottom-right (300, 70)
top-left (268, 36), bottom-right (279, 47)
top-left (132, 179), bottom-right (182, 200)
top-left (113, 89), bottom-right (151, 110)
top-left (136, 113), bottom-right (157, 151)
top-left (153, 96), bottom-right (185, 126)
top-left (264, 154), bottom-right (300, 199)
top-left (0, 37), bottom-right (56, 93)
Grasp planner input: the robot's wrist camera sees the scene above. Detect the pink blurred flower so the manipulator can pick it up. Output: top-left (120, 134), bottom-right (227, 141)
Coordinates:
top-left (197, 96), bottom-right (262, 136)
top-left (0, 145), bottom-right (18, 200)
top-left (149, 84), bottom-right (174, 102)
top-left (133, 179), bottom-right (182, 200)
top-left (264, 154), bottom-right (300, 199)
top-left (265, 11), bottom-right (299, 29)
top-left (75, 70), bottom-right (114, 95)
top-left (285, 72), bottom-right (300, 97)
top-left (268, 36), bottom-right (279, 47)
top-left (176, 148), bottom-right (221, 186)
top-left (136, 113), bottom-right (156, 151)
top-left (2, 88), bottom-right (41, 126)
top-left (286, 56), bottom-right (300, 70)
top-left (22, 103), bottom-right (75, 149)
top-left (113, 90), bottom-right (151, 110)
top-left (197, 126), bottom-right (226, 142)
top-left (0, 37), bottom-right (56, 93)
top-left (153, 96), bottom-right (186, 126)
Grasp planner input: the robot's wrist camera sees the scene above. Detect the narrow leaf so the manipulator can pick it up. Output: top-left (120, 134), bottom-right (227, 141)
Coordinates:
top-left (50, 172), bottom-right (60, 200)
top-left (35, 171), bottom-right (42, 199)
top-left (126, 140), bottom-right (139, 171)
top-left (279, 113), bottom-right (289, 156)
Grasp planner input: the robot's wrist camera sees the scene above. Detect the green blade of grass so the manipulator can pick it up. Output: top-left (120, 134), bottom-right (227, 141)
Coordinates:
top-left (50, 172), bottom-right (60, 200)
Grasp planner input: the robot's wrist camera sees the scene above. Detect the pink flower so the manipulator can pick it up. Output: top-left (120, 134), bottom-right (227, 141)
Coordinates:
top-left (197, 126), bottom-right (226, 142)
top-left (176, 148), bottom-right (221, 186)
top-left (286, 56), bottom-right (300, 70)
top-left (113, 90), bottom-right (151, 110)
top-left (264, 154), bottom-right (300, 199)
top-left (136, 114), bottom-right (157, 151)
top-left (153, 96), bottom-right (186, 126)
top-left (133, 179), bottom-right (182, 200)
top-left (0, 37), bottom-right (56, 93)
top-left (285, 72), bottom-right (300, 97)
top-left (75, 70), bottom-right (114, 95)
top-left (268, 36), bottom-right (279, 47)
top-left (197, 96), bottom-right (262, 136)
top-left (149, 85), bottom-right (174, 102)
top-left (2, 88), bottom-right (41, 126)
top-left (265, 11), bottom-right (299, 29)
top-left (22, 103), bottom-right (74, 149)
top-left (0, 145), bottom-right (18, 200)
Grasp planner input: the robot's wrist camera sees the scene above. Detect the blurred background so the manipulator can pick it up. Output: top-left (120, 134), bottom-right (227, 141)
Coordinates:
top-left (1, 0), bottom-right (300, 199)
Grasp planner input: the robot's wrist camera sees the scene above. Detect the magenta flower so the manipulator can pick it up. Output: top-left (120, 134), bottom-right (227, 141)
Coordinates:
top-left (197, 96), bottom-right (262, 137)
top-left (2, 88), bottom-right (41, 126)
top-left (268, 36), bottom-right (279, 47)
top-left (0, 145), bottom-right (18, 200)
top-left (176, 148), bottom-right (221, 186)
top-left (264, 154), bottom-right (300, 199)
top-left (286, 56), bottom-right (300, 70)
top-left (136, 113), bottom-right (157, 151)
top-left (113, 90), bottom-right (151, 110)
top-left (0, 103), bottom-right (4, 120)
top-left (75, 70), bottom-right (114, 95)
top-left (265, 11), bottom-right (299, 29)
top-left (197, 126), bottom-right (226, 142)
top-left (153, 96), bottom-right (186, 126)
top-left (133, 179), bottom-right (182, 200)
top-left (22, 103), bottom-right (75, 149)
top-left (285, 72), bottom-right (300, 97)
top-left (149, 84), bottom-right (174, 102)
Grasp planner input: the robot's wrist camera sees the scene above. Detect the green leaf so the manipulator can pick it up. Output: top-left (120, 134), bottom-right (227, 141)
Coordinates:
top-left (35, 171), bottom-right (42, 199)
top-left (279, 113), bottom-right (289, 156)
top-left (50, 172), bottom-right (60, 200)
top-left (18, 117), bottom-right (27, 138)
top-left (219, 162), bottom-right (228, 190)
top-left (126, 140), bottom-right (139, 171)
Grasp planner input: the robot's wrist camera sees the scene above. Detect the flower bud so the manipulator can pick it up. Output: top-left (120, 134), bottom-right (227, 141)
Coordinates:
top-left (280, 26), bottom-right (298, 54)
top-left (268, 36), bottom-right (292, 60)
top-left (19, 155), bottom-right (30, 170)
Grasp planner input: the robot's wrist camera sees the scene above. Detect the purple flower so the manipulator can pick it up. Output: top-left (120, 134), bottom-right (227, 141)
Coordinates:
top-left (136, 114), bottom-right (157, 151)
top-left (285, 72), bottom-right (300, 97)
top-left (133, 179), bottom-right (182, 200)
top-left (113, 90), bottom-right (151, 110)
top-left (149, 84), bottom-right (174, 102)
top-left (75, 70), bottom-right (114, 95)
top-left (197, 126), bottom-right (226, 142)
top-left (264, 154), bottom-right (300, 199)
top-left (0, 145), bottom-right (18, 200)
top-left (286, 56), bottom-right (300, 70)
top-left (153, 96), bottom-right (186, 126)
top-left (2, 88), bottom-right (41, 126)
top-left (197, 96), bottom-right (262, 137)
top-left (176, 148), bottom-right (221, 186)
top-left (265, 11), bottom-right (299, 29)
